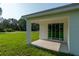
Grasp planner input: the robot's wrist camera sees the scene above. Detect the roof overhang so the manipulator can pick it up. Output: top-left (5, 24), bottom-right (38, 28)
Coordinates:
top-left (22, 4), bottom-right (79, 19)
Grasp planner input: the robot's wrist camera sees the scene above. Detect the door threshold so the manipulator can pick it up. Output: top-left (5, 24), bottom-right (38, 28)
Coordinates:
top-left (42, 39), bottom-right (66, 44)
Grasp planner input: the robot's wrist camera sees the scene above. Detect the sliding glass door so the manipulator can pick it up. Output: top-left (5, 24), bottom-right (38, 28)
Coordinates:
top-left (48, 23), bottom-right (64, 41)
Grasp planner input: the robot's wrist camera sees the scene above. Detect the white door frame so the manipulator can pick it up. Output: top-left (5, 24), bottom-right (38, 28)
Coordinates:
top-left (48, 23), bottom-right (64, 42)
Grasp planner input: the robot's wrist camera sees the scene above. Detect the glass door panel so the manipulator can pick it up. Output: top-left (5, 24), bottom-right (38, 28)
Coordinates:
top-left (48, 23), bottom-right (64, 41)
top-left (52, 24), bottom-right (55, 39)
top-left (55, 24), bottom-right (59, 40)
top-left (59, 23), bottom-right (64, 41)
top-left (48, 24), bottom-right (52, 39)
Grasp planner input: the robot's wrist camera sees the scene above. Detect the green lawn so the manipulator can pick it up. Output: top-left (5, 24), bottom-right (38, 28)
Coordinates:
top-left (0, 31), bottom-right (72, 56)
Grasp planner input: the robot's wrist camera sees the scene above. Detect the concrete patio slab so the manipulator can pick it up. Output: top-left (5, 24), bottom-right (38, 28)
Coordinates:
top-left (32, 40), bottom-right (68, 53)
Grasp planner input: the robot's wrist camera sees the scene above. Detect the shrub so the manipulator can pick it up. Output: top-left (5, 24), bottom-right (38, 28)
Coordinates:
top-left (0, 28), bottom-right (5, 32)
top-left (4, 28), bottom-right (15, 32)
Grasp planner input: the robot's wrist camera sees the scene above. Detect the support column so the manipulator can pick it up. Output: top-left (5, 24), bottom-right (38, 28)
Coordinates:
top-left (26, 19), bottom-right (31, 47)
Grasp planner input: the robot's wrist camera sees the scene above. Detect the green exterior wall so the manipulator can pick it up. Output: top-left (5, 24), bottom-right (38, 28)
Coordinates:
top-left (69, 11), bottom-right (79, 55)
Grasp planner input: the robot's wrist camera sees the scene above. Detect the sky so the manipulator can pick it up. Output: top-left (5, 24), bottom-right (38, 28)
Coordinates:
top-left (0, 3), bottom-right (69, 20)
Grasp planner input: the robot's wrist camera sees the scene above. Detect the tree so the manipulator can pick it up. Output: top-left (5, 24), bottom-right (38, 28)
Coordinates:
top-left (18, 16), bottom-right (39, 31)
top-left (31, 23), bottom-right (39, 31)
top-left (8, 18), bottom-right (18, 30)
top-left (1, 18), bottom-right (18, 32)
top-left (2, 19), bottom-right (10, 29)
top-left (0, 8), bottom-right (2, 16)
top-left (18, 18), bottom-right (26, 31)
top-left (0, 22), bottom-right (5, 32)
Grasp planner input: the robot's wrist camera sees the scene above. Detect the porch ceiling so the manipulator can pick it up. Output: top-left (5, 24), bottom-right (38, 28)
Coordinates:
top-left (31, 16), bottom-right (68, 24)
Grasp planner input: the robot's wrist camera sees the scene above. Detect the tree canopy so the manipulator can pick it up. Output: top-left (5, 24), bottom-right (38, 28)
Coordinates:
top-left (0, 8), bottom-right (2, 15)
top-left (0, 17), bottom-right (39, 32)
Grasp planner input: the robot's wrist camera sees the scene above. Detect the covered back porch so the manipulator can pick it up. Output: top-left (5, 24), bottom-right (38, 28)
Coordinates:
top-left (24, 4), bottom-right (79, 55)
top-left (28, 16), bottom-right (70, 53)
